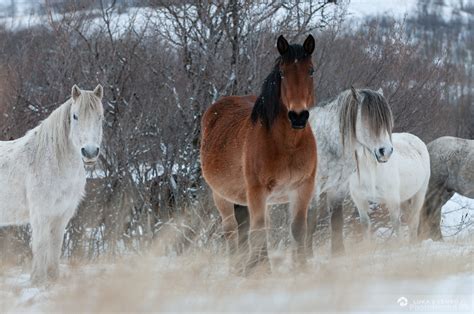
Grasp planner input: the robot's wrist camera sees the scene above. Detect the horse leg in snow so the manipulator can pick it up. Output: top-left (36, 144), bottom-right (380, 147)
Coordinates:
top-left (305, 197), bottom-right (319, 258)
top-left (328, 194), bottom-right (345, 255)
top-left (350, 191), bottom-right (372, 240)
top-left (385, 199), bottom-right (401, 237)
top-left (46, 215), bottom-right (70, 280)
top-left (244, 186), bottom-right (270, 275)
top-left (234, 204), bottom-right (249, 255)
top-left (289, 181), bottom-right (313, 268)
top-left (213, 193), bottom-right (239, 270)
top-left (418, 185), bottom-right (451, 241)
top-left (30, 213), bottom-right (56, 283)
top-left (406, 191), bottom-right (426, 243)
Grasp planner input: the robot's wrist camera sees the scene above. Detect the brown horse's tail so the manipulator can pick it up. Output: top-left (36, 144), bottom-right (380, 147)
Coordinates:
top-left (234, 204), bottom-right (250, 248)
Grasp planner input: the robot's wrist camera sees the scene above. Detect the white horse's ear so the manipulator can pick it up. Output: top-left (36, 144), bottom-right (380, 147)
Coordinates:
top-left (351, 86), bottom-right (359, 102)
top-left (377, 87), bottom-right (384, 96)
top-left (72, 85), bottom-right (81, 101)
top-left (93, 84), bottom-right (103, 99)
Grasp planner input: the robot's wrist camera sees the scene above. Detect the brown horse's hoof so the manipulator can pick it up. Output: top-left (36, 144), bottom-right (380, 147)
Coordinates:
top-left (291, 255), bottom-right (309, 272)
top-left (331, 244), bottom-right (345, 257)
top-left (243, 257), bottom-right (271, 277)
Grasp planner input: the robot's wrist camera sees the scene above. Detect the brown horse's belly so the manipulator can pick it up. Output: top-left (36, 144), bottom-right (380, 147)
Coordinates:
top-left (201, 158), bottom-right (248, 204)
top-left (200, 96), bottom-right (256, 205)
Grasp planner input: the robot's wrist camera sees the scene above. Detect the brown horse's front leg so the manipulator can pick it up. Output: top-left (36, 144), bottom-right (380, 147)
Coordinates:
top-left (244, 186), bottom-right (270, 275)
top-left (290, 180), bottom-right (314, 268)
top-left (213, 193), bottom-right (240, 271)
top-left (234, 204), bottom-right (250, 255)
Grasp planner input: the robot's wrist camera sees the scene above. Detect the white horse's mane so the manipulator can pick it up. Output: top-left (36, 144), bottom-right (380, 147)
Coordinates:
top-left (29, 99), bottom-right (72, 167)
top-left (337, 88), bottom-right (394, 151)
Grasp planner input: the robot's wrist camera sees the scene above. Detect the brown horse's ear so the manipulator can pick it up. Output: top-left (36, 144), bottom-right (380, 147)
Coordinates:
top-left (277, 35), bottom-right (289, 55)
top-left (303, 34), bottom-right (315, 55)
top-left (72, 85), bottom-right (81, 101)
top-left (93, 84), bottom-right (103, 99)
top-left (351, 86), bottom-right (359, 102)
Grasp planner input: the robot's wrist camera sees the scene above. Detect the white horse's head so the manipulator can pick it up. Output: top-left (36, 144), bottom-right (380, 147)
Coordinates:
top-left (341, 87), bottom-right (394, 163)
top-left (70, 85), bottom-right (104, 166)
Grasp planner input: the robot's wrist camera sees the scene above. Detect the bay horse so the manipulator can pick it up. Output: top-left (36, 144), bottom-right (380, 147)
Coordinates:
top-left (0, 85), bottom-right (104, 284)
top-left (418, 136), bottom-right (474, 241)
top-left (201, 35), bottom-right (317, 274)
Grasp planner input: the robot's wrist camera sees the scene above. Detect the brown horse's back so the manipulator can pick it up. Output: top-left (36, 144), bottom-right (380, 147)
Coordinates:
top-left (201, 95), bottom-right (257, 204)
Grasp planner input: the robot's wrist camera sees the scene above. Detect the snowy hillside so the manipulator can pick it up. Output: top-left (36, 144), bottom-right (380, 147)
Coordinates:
top-left (0, 0), bottom-right (470, 19)
top-left (347, 0), bottom-right (417, 18)
top-left (348, 0), bottom-right (473, 21)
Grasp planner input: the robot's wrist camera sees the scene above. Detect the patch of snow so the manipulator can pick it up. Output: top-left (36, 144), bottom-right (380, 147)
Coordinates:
top-left (441, 193), bottom-right (474, 238)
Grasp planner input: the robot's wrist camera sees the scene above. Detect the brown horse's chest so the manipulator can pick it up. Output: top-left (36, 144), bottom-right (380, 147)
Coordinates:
top-left (253, 141), bottom-right (316, 198)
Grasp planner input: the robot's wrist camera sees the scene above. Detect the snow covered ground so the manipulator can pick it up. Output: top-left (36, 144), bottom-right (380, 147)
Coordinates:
top-left (0, 194), bottom-right (472, 313)
top-left (1, 238), bottom-right (472, 312)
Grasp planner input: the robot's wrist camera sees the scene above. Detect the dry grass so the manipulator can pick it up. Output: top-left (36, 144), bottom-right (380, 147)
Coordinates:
top-left (4, 234), bottom-right (464, 313)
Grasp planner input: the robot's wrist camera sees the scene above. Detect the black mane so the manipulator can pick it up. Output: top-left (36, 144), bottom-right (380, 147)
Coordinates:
top-left (251, 44), bottom-right (310, 129)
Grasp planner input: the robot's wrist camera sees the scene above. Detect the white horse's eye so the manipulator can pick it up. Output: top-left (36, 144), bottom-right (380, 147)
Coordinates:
top-left (73, 114), bottom-right (78, 121)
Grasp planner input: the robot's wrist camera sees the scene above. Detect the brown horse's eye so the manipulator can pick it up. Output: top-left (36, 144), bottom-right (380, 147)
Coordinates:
top-left (309, 68), bottom-right (314, 77)
top-left (279, 69), bottom-right (284, 78)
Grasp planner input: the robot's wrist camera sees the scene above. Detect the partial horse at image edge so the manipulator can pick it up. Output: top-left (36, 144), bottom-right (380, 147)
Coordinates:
top-left (418, 136), bottom-right (474, 240)
top-left (0, 85), bottom-right (104, 283)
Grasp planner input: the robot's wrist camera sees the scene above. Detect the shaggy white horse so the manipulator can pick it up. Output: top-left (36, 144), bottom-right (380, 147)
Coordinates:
top-left (344, 88), bottom-right (431, 241)
top-left (308, 87), bottom-right (430, 253)
top-left (0, 85), bottom-right (104, 283)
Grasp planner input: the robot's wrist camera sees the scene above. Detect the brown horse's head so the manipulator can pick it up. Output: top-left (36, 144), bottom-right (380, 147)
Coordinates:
top-left (251, 35), bottom-right (315, 130)
top-left (278, 35), bottom-right (315, 129)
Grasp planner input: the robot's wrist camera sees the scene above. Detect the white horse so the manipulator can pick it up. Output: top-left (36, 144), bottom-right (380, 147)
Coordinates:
top-left (308, 87), bottom-right (430, 253)
top-left (0, 85), bottom-right (104, 283)
top-left (344, 88), bottom-right (430, 241)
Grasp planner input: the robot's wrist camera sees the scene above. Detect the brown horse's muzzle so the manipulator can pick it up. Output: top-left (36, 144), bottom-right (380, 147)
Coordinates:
top-left (288, 110), bottom-right (309, 129)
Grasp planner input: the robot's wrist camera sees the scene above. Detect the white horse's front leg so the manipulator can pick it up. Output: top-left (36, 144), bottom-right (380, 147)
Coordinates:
top-left (385, 199), bottom-right (401, 237)
top-left (30, 214), bottom-right (50, 284)
top-left (406, 191), bottom-right (426, 243)
top-left (47, 215), bottom-right (70, 280)
top-left (31, 213), bottom-right (69, 284)
top-left (350, 190), bottom-right (371, 240)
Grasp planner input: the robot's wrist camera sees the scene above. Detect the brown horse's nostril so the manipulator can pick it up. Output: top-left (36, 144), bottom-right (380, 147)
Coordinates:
top-left (288, 110), bottom-right (310, 129)
top-left (300, 110), bottom-right (309, 121)
top-left (288, 111), bottom-right (297, 121)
